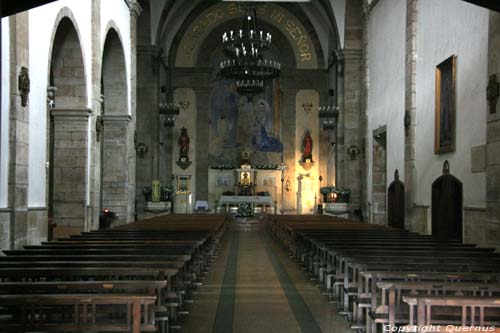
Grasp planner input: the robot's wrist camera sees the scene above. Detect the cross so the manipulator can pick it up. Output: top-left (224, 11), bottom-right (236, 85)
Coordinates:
top-left (487, 74), bottom-right (499, 114)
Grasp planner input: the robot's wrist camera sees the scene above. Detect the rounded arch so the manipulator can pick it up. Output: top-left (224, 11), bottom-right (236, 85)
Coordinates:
top-left (157, 1), bottom-right (338, 68)
top-left (101, 24), bottom-right (128, 115)
top-left (169, 2), bottom-right (321, 69)
top-left (47, 7), bottom-right (87, 109)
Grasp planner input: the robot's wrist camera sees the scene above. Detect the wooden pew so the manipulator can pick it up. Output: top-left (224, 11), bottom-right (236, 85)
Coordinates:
top-left (0, 294), bottom-right (156, 333)
top-left (266, 214), bottom-right (500, 333)
top-left (402, 295), bottom-right (500, 329)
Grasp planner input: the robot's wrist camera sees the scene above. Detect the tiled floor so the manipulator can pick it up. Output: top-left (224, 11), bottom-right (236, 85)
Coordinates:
top-left (182, 220), bottom-right (354, 333)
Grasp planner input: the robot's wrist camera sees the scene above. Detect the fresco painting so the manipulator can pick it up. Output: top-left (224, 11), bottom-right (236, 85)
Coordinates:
top-left (209, 78), bottom-right (283, 166)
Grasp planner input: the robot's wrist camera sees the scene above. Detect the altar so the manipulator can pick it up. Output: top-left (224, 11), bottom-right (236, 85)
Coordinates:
top-left (219, 195), bottom-right (274, 213)
top-left (208, 168), bottom-right (282, 212)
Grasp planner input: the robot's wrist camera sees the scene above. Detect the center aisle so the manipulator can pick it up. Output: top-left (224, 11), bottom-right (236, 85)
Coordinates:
top-left (181, 220), bottom-right (354, 333)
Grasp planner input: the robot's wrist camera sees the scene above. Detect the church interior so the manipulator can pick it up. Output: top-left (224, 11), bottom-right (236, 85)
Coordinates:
top-left (1, 0), bottom-right (500, 332)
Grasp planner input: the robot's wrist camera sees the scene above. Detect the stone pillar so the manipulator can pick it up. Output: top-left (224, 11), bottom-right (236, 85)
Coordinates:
top-left (129, 1), bottom-right (141, 221)
top-left (88, 0), bottom-right (102, 230)
top-left (50, 109), bottom-right (91, 231)
top-left (404, 0), bottom-right (420, 232)
top-left (8, 13), bottom-right (29, 249)
top-left (486, 11), bottom-right (500, 248)
top-left (136, 45), bottom-right (159, 216)
top-left (102, 115), bottom-right (132, 223)
top-left (194, 87), bottom-right (211, 203)
top-left (337, 49), bottom-right (364, 216)
top-left (281, 88), bottom-right (297, 212)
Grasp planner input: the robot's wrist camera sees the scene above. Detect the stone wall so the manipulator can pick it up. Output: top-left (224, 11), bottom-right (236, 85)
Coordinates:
top-left (0, 210), bottom-right (11, 250)
top-left (51, 109), bottom-right (90, 229)
top-left (27, 208), bottom-right (47, 245)
top-left (102, 115), bottom-right (131, 224)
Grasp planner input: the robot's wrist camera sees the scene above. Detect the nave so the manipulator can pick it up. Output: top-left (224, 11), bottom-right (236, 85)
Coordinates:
top-left (0, 214), bottom-right (499, 332)
top-left (182, 220), bottom-right (352, 333)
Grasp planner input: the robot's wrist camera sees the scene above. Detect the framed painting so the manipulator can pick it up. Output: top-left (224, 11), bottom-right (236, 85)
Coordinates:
top-left (435, 55), bottom-right (456, 154)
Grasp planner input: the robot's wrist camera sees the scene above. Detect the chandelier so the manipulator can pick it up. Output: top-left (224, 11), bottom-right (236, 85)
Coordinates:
top-left (319, 105), bottom-right (339, 131)
top-left (219, 4), bottom-right (281, 95)
top-left (159, 86), bottom-right (180, 128)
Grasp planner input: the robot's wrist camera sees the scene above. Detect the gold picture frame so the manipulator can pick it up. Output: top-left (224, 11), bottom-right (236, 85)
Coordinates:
top-left (176, 175), bottom-right (191, 194)
top-left (435, 55), bottom-right (456, 154)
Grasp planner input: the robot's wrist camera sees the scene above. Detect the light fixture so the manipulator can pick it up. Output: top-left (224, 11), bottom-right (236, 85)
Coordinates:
top-left (319, 105), bottom-right (339, 131)
top-left (219, 4), bottom-right (281, 95)
top-left (159, 85), bottom-right (180, 128)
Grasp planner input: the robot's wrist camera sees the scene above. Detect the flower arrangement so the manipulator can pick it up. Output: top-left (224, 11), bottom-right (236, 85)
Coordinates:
top-left (254, 163), bottom-right (280, 170)
top-left (320, 186), bottom-right (350, 203)
top-left (237, 202), bottom-right (254, 217)
top-left (211, 163), bottom-right (236, 170)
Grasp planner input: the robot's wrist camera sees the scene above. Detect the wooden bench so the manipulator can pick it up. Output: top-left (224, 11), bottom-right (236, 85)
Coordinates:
top-left (0, 294), bottom-right (156, 333)
top-left (402, 295), bottom-right (500, 329)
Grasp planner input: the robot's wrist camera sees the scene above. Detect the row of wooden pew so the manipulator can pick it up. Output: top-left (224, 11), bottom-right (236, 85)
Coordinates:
top-left (0, 214), bottom-right (229, 332)
top-left (266, 215), bottom-right (500, 333)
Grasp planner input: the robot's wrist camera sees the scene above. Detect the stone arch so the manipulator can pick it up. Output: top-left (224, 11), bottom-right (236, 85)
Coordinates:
top-left (47, 8), bottom-right (87, 109)
top-left (172, 2), bottom-right (320, 69)
top-left (47, 10), bottom-right (90, 236)
top-left (101, 25), bottom-right (128, 115)
top-left (99, 26), bottom-right (131, 224)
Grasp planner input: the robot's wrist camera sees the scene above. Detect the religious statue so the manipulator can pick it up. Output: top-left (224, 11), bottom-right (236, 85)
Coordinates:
top-left (178, 127), bottom-right (190, 162)
top-left (18, 66), bottom-right (30, 107)
top-left (301, 130), bottom-right (313, 163)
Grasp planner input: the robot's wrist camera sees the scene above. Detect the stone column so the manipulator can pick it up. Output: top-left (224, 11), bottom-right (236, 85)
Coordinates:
top-left (281, 88), bottom-right (297, 212)
top-left (50, 109), bottom-right (91, 231)
top-left (129, 0), bottom-right (141, 221)
top-left (88, 0), bottom-right (102, 230)
top-left (8, 13), bottom-right (29, 249)
top-left (102, 114), bottom-right (132, 224)
top-left (486, 11), bottom-right (500, 248)
top-left (135, 45), bottom-right (159, 216)
top-left (404, 0), bottom-right (421, 232)
top-left (337, 49), bottom-right (364, 216)
top-left (194, 87), bottom-right (211, 203)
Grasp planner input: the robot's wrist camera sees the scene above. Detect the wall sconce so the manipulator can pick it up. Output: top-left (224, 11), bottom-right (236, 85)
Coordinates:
top-left (302, 102), bottom-right (313, 114)
top-left (136, 143), bottom-right (148, 158)
top-left (347, 145), bottom-right (360, 160)
top-left (47, 86), bottom-right (57, 109)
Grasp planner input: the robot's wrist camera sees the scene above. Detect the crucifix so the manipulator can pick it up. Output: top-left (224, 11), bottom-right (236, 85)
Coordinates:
top-left (487, 74), bottom-right (499, 114)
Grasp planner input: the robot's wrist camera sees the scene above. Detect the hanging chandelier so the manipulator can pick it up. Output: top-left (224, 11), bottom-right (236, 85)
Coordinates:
top-left (159, 86), bottom-right (180, 128)
top-left (219, 4), bottom-right (281, 95)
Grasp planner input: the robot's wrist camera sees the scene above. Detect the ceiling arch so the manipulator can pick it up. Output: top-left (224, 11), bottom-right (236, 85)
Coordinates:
top-left (151, 0), bottom-right (342, 68)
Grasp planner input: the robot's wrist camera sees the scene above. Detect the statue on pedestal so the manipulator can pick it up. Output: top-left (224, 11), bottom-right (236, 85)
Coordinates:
top-left (300, 130), bottom-right (315, 171)
top-left (177, 127), bottom-right (192, 169)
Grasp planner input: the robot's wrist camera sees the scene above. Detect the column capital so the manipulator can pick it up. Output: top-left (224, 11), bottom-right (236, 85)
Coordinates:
top-left (335, 49), bottom-right (363, 62)
top-left (102, 114), bottom-right (132, 125)
top-left (128, 0), bottom-right (143, 17)
top-left (51, 108), bottom-right (92, 119)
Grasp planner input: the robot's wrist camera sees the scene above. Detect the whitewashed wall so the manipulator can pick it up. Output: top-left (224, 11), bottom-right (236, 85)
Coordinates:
top-left (28, 0), bottom-right (93, 207)
top-left (415, 0), bottom-right (488, 207)
top-left (0, 18), bottom-right (10, 208)
top-left (27, 0), bottom-right (132, 208)
top-left (366, 0), bottom-right (406, 208)
top-left (100, 0), bottom-right (132, 117)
